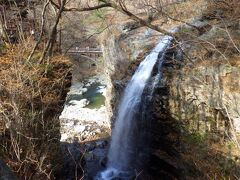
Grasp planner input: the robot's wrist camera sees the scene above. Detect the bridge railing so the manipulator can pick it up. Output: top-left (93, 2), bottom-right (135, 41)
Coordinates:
top-left (67, 47), bottom-right (102, 54)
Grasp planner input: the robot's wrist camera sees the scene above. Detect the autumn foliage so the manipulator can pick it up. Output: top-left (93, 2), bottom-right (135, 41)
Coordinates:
top-left (205, 0), bottom-right (240, 19)
top-left (0, 39), bottom-right (72, 179)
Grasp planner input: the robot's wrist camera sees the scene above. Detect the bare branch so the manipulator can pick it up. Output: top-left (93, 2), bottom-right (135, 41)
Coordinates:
top-left (50, 0), bottom-right (111, 12)
top-left (50, 0), bottom-right (177, 38)
top-left (39, 0), bottom-right (67, 63)
top-left (27, 0), bottom-right (50, 62)
top-left (99, 0), bottom-right (176, 37)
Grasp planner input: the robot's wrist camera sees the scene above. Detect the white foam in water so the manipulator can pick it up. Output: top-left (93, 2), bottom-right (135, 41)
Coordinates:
top-left (97, 36), bottom-right (172, 179)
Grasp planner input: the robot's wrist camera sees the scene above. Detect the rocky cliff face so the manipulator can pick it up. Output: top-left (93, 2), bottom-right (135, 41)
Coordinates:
top-left (168, 56), bottom-right (240, 135)
top-left (101, 17), bottom-right (240, 136)
top-left (100, 15), bottom-right (240, 178)
top-left (100, 25), bottom-right (185, 178)
top-left (167, 20), bottom-right (240, 137)
top-left (100, 25), bottom-right (160, 123)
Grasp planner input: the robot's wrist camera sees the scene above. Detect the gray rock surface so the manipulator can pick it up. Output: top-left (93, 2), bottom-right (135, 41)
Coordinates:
top-left (0, 160), bottom-right (18, 180)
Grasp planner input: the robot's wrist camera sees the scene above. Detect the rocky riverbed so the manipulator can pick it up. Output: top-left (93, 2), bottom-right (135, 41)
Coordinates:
top-left (60, 75), bottom-right (110, 142)
top-left (59, 75), bottom-right (110, 179)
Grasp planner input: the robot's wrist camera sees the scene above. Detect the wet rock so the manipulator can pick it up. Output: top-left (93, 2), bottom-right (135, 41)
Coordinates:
top-left (84, 139), bottom-right (109, 179)
top-left (74, 125), bottom-right (86, 133)
top-left (96, 140), bottom-right (108, 148)
top-left (85, 151), bottom-right (95, 161)
top-left (57, 142), bottom-right (84, 180)
top-left (99, 156), bottom-right (107, 167)
top-left (61, 133), bottom-right (69, 141)
top-left (69, 99), bottom-right (89, 108)
top-left (85, 143), bottom-right (96, 151)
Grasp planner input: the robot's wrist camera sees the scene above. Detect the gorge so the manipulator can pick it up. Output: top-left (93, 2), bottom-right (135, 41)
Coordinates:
top-left (97, 36), bottom-right (172, 179)
top-left (0, 0), bottom-right (240, 179)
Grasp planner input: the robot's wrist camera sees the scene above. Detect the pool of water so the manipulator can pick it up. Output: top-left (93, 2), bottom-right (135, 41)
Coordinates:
top-left (66, 82), bottom-right (106, 109)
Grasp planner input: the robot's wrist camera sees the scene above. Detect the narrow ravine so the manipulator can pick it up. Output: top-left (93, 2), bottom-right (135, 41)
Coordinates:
top-left (96, 36), bottom-right (173, 179)
top-left (1, 1), bottom-right (240, 179)
top-left (60, 76), bottom-right (109, 142)
top-left (58, 74), bottom-right (111, 179)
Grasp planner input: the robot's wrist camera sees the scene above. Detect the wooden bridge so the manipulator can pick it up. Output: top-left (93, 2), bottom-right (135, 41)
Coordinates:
top-left (67, 47), bottom-right (102, 54)
top-left (66, 47), bottom-right (103, 61)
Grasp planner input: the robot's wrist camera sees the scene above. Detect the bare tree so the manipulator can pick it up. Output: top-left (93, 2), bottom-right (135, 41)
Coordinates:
top-left (39, 0), bottom-right (68, 63)
top-left (50, 0), bottom-right (175, 36)
top-left (27, 0), bottom-right (50, 62)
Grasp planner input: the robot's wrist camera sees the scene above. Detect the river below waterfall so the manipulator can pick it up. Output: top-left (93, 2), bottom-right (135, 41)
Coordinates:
top-left (58, 75), bottom-right (111, 179)
top-left (60, 75), bottom-right (110, 142)
top-left (59, 35), bottom-right (176, 180)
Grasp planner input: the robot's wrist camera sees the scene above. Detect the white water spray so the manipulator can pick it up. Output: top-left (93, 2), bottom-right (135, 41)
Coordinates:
top-left (97, 36), bottom-right (172, 179)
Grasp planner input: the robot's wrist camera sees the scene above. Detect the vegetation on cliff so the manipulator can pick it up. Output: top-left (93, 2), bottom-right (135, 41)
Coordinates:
top-left (0, 38), bottom-right (71, 178)
top-left (0, 0), bottom-right (239, 179)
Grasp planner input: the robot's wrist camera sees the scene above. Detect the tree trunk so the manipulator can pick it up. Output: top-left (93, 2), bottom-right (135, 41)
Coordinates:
top-left (39, 0), bottom-right (66, 64)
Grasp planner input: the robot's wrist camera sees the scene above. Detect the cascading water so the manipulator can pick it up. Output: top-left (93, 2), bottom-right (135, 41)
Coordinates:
top-left (96, 36), bottom-right (173, 179)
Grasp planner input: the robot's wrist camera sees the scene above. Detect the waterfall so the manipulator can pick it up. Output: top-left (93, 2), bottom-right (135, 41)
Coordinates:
top-left (96, 36), bottom-right (172, 179)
